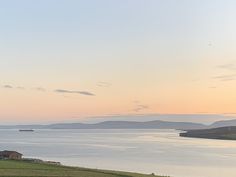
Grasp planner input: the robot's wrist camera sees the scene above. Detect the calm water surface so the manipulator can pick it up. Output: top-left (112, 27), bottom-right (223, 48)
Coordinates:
top-left (0, 129), bottom-right (235, 177)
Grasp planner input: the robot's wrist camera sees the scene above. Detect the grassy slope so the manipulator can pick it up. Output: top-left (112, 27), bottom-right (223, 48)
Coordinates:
top-left (0, 160), bottom-right (166, 177)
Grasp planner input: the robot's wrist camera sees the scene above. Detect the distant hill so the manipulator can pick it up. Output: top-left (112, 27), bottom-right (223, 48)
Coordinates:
top-left (0, 120), bottom-right (207, 130)
top-left (1, 118), bottom-right (236, 130)
top-left (46, 120), bottom-right (207, 130)
top-left (210, 119), bottom-right (236, 128)
top-left (180, 126), bottom-right (236, 140)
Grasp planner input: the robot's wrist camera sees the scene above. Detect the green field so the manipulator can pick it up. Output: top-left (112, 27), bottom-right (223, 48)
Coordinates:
top-left (0, 160), bottom-right (167, 177)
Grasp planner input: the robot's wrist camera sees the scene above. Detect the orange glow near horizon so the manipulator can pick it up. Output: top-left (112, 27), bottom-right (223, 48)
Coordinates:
top-left (1, 1), bottom-right (236, 123)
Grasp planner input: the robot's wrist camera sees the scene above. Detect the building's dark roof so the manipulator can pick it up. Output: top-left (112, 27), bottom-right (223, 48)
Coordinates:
top-left (0, 150), bottom-right (22, 156)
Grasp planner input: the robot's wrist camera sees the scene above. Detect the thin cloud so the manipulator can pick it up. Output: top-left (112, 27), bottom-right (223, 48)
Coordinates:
top-left (34, 87), bottom-right (46, 92)
top-left (1, 84), bottom-right (95, 96)
top-left (212, 74), bottom-right (236, 81)
top-left (3, 85), bottom-right (13, 89)
top-left (55, 89), bottom-right (95, 96)
top-left (217, 63), bottom-right (236, 71)
top-left (97, 82), bottom-right (112, 87)
top-left (209, 86), bottom-right (217, 89)
top-left (133, 100), bottom-right (140, 104)
top-left (2, 84), bottom-right (24, 90)
top-left (133, 104), bottom-right (149, 112)
top-left (16, 86), bottom-right (25, 90)
top-left (222, 112), bottom-right (236, 115)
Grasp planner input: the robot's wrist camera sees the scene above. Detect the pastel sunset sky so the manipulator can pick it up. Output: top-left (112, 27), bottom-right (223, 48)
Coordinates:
top-left (1, 0), bottom-right (236, 123)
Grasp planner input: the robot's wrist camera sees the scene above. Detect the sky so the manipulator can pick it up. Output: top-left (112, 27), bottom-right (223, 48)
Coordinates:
top-left (1, 0), bottom-right (236, 124)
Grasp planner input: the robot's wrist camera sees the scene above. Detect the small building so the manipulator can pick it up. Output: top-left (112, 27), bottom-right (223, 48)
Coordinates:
top-left (0, 151), bottom-right (22, 160)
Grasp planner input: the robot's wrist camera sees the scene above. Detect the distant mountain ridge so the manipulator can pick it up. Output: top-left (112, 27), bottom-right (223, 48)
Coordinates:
top-left (1, 118), bottom-right (236, 130)
top-left (0, 120), bottom-right (207, 130)
top-left (209, 119), bottom-right (236, 128)
top-left (46, 120), bottom-right (207, 130)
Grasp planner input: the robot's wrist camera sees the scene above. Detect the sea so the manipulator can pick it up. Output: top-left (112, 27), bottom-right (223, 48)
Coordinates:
top-left (0, 129), bottom-right (235, 177)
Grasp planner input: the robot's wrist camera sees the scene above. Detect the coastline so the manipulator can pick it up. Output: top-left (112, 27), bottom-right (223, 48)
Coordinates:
top-left (179, 126), bottom-right (236, 140)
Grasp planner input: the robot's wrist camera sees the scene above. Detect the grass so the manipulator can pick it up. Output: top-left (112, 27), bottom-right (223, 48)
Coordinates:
top-left (0, 160), bottom-right (167, 177)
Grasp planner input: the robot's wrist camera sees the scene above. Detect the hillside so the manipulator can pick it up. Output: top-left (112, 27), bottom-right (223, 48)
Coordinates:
top-left (180, 126), bottom-right (236, 140)
top-left (1, 118), bottom-right (236, 130)
top-left (210, 119), bottom-right (236, 128)
top-left (0, 120), bottom-right (207, 130)
top-left (0, 160), bottom-right (165, 177)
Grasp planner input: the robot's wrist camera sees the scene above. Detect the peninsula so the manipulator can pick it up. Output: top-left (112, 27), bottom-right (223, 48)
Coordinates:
top-left (180, 126), bottom-right (236, 140)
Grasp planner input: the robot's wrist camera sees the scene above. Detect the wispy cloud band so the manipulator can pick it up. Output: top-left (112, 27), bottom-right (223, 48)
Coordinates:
top-left (54, 89), bottom-right (95, 96)
top-left (212, 74), bottom-right (236, 81)
top-left (3, 85), bottom-right (13, 88)
top-left (217, 63), bottom-right (236, 71)
top-left (1, 84), bottom-right (95, 96)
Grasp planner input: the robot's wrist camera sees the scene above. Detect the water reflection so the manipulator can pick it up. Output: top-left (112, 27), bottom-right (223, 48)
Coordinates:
top-left (0, 129), bottom-right (235, 177)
